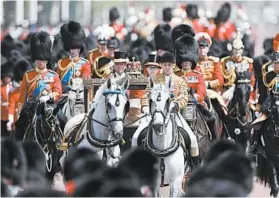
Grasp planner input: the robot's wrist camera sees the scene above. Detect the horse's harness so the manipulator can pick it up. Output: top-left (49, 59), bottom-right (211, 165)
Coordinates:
top-left (86, 90), bottom-right (129, 161)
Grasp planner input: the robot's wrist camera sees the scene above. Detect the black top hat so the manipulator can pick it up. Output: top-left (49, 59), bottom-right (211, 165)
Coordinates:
top-left (114, 51), bottom-right (129, 63)
top-left (107, 37), bottom-right (120, 49)
top-left (145, 54), bottom-right (161, 67)
top-left (160, 51), bottom-right (175, 63)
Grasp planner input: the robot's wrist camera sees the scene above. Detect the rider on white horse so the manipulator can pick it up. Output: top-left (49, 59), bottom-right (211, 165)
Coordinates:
top-left (132, 52), bottom-right (200, 167)
top-left (92, 51), bottom-right (129, 109)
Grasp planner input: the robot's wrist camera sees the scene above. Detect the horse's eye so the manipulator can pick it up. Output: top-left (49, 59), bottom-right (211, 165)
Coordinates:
top-left (107, 103), bottom-right (111, 109)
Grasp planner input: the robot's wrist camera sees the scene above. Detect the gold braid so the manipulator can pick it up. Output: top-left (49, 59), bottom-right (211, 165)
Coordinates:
top-left (221, 62), bottom-right (236, 87)
top-left (262, 62), bottom-right (276, 88)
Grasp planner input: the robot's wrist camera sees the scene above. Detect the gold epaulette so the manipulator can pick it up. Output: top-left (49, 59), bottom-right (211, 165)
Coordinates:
top-left (208, 56), bottom-right (220, 63)
top-left (153, 75), bottom-right (165, 84)
top-left (243, 56), bottom-right (253, 63)
top-left (173, 65), bottom-right (180, 73)
top-left (220, 56), bottom-right (230, 63)
top-left (262, 61), bottom-right (275, 88)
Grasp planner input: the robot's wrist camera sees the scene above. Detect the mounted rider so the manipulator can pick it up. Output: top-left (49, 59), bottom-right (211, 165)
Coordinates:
top-left (221, 30), bottom-right (255, 106)
top-left (57, 21), bottom-right (91, 94)
top-left (92, 51), bottom-right (129, 109)
top-left (88, 25), bottom-right (115, 77)
top-left (195, 32), bottom-right (227, 115)
top-left (174, 35), bottom-right (218, 141)
top-left (138, 51), bottom-right (200, 167)
top-left (254, 33), bottom-right (279, 123)
top-left (16, 31), bottom-right (62, 139)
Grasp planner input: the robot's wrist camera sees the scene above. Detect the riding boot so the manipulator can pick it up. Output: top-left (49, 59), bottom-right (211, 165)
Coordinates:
top-left (191, 156), bottom-right (200, 170)
top-left (207, 120), bottom-right (218, 141)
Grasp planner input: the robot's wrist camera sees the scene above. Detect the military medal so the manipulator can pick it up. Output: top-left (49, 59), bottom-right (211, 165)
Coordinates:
top-left (75, 70), bottom-right (81, 77)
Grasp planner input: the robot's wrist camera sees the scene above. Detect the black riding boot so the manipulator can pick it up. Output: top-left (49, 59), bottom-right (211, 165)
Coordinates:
top-left (191, 156), bottom-right (200, 170)
top-left (207, 120), bottom-right (218, 141)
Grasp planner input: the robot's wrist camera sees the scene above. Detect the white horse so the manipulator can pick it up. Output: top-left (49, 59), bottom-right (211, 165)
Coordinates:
top-left (135, 83), bottom-right (189, 197)
top-left (62, 77), bottom-right (85, 120)
top-left (60, 78), bottom-right (130, 167)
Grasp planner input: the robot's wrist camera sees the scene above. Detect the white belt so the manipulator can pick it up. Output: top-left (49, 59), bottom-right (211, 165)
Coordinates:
top-left (1, 102), bottom-right (8, 106)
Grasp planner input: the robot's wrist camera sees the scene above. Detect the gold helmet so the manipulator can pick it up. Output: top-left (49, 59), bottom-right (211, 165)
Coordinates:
top-left (232, 29), bottom-right (244, 49)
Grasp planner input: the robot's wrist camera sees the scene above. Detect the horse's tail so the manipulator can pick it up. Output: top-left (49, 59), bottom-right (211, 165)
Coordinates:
top-left (256, 152), bottom-right (270, 187)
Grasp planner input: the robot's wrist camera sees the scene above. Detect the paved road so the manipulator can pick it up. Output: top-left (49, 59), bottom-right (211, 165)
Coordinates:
top-left (160, 178), bottom-right (271, 197)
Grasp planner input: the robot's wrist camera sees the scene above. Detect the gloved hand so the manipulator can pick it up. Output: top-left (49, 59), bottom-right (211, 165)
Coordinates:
top-left (141, 106), bottom-right (149, 115)
top-left (170, 102), bottom-right (179, 113)
top-left (39, 95), bottom-right (51, 103)
top-left (6, 114), bottom-right (14, 131)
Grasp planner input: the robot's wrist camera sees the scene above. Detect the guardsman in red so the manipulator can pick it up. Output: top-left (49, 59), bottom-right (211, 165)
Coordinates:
top-left (184, 4), bottom-right (205, 33)
top-left (214, 3), bottom-right (236, 41)
top-left (1, 67), bottom-right (14, 137)
top-left (6, 59), bottom-right (31, 132)
top-left (88, 25), bottom-right (114, 76)
top-left (16, 31), bottom-right (62, 139)
top-left (109, 7), bottom-right (125, 41)
top-left (221, 30), bottom-right (255, 105)
top-left (57, 21), bottom-right (91, 93)
top-left (174, 35), bottom-right (218, 140)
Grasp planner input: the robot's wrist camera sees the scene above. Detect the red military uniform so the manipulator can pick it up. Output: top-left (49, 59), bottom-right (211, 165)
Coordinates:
top-left (184, 70), bottom-right (206, 103)
top-left (18, 68), bottom-right (62, 109)
top-left (197, 56), bottom-right (224, 91)
top-left (1, 83), bottom-right (13, 121)
top-left (8, 87), bottom-right (20, 122)
top-left (214, 21), bottom-right (236, 41)
top-left (56, 57), bottom-right (91, 91)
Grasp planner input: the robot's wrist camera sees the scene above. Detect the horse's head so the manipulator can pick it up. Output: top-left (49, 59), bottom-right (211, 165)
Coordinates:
top-left (149, 81), bottom-right (172, 135)
top-left (102, 78), bottom-right (130, 139)
top-left (233, 70), bottom-right (251, 119)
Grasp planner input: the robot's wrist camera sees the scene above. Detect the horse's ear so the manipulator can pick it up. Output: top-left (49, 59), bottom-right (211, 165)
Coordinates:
top-left (150, 78), bottom-right (154, 89)
top-left (122, 78), bottom-right (130, 90)
top-left (107, 78), bottom-right (111, 89)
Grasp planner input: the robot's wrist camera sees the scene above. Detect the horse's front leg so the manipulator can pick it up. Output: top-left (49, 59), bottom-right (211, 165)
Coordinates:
top-left (107, 145), bottom-right (121, 167)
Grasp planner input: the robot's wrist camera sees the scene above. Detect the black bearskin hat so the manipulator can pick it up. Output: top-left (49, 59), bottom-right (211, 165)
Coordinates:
top-left (60, 21), bottom-right (86, 52)
top-left (1, 34), bottom-right (14, 58)
top-left (174, 35), bottom-right (198, 69)
top-left (171, 24), bottom-right (195, 43)
top-left (163, 7), bottom-right (172, 23)
top-left (109, 7), bottom-right (120, 22)
top-left (153, 24), bottom-right (173, 52)
top-left (271, 51), bottom-right (279, 62)
top-left (30, 31), bottom-right (53, 62)
top-left (13, 59), bottom-right (32, 82)
top-left (215, 3), bottom-right (231, 25)
top-left (1, 62), bottom-right (14, 79)
top-left (186, 4), bottom-right (199, 20)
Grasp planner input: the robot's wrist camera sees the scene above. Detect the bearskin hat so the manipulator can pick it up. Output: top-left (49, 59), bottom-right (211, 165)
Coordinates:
top-left (163, 7), bottom-right (172, 23)
top-left (60, 21), bottom-right (85, 52)
top-left (185, 178), bottom-right (249, 197)
top-left (109, 7), bottom-right (120, 22)
top-left (1, 63), bottom-right (14, 79)
top-left (263, 38), bottom-right (273, 56)
top-left (203, 140), bottom-right (243, 163)
top-left (186, 4), bottom-right (199, 19)
top-left (273, 33), bottom-right (279, 52)
top-left (30, 31), bottom-right (53, 62)
top-left (153, 24), bottom-right (173, 52)
top-left (174, 35), bottom-right (198, 69)
top-left (1, 34), bottom-right (14, 58)
top-left (1, 138), bottom-right (27, 186)
top-left (171, 24), bottom-right (195, 43)
top-left (118, 148), bottom-right (159, 191)
top-left (215, 3), bottom-right (231, 25)
top-left (13, 59), bottom-right (32, 82)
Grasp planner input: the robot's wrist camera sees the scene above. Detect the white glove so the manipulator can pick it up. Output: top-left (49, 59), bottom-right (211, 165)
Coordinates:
top-left (142, 106), bottom-right (149, 114)
top-left (6, 114), bottom-right (14, 131)
top-left (39, 95), bottom-right (51, 103)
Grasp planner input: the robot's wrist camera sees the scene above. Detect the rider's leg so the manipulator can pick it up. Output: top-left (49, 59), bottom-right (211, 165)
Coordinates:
top-left (221, 86), bottom-right (235, 106)
top-left (176, 113), bottom-right (200, 167)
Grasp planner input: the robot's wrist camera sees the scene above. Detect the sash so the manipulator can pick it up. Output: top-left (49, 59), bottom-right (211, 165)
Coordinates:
top-left (61, 58), bottom-right (86, 86)
top-left (32, 72), bottom-right (55, 98)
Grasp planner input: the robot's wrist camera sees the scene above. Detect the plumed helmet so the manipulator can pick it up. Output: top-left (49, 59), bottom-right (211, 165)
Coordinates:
top-left (174, 35), bottom-right (199, 69)
top-left (171, 24), bottom-right (195, 43)
top-left (60, 21), bottom-right (86, 52)
top-left (195, 32), bottom-right (212, 47)
top-left (273, 33), bottom-right (279, 52)
top-left (153, 24), bottom-right (173, 52)
top-left (30, 31), bottom-right (53, 62)
top-left (93, 24), bottom-right (115, 45)
top-left (232, 29), bottom-right (244, 49)
top-left (162, 7), bottom-right (172, 22)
